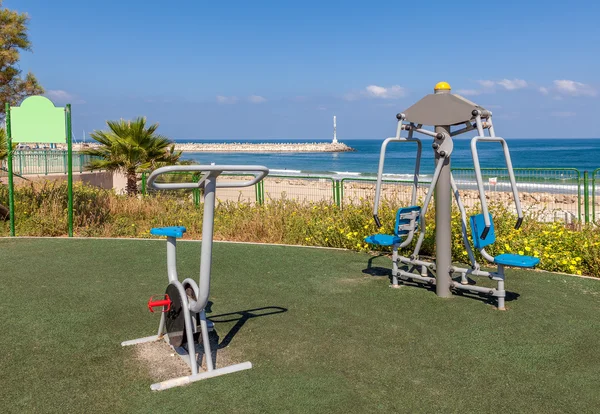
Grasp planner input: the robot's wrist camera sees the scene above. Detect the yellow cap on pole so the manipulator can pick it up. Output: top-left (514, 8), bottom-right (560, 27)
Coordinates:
top-left (434, 81), bottom-right (451, 91)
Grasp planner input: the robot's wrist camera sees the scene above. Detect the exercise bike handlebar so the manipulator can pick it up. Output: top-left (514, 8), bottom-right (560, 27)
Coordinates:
top-left (373, 131), bottom-right (421, 227)
top-left (147, 165), bottom-right (269, 190)
top-left (471, 136), bottom-right (523, 239)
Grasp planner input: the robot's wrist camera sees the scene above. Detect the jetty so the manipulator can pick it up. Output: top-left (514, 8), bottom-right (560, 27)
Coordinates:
top-left (71, 141), bottom-right (355, 153)
top-left (173, 142), bottom-right (355, 153)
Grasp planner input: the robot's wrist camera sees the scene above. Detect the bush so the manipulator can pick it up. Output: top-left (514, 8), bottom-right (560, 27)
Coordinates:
top-left (1, 181), bottom-right (598, 277)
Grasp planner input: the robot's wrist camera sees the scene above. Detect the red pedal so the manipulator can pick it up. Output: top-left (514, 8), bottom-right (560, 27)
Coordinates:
top-left (147, 294), bottom-right (172, 313)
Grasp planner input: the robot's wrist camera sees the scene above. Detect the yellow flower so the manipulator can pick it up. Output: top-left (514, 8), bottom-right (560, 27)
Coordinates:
top-left (561, 260), bottom-right (568, 265)
top-left (525, 246), bottom-right (531, 252)
top-left (504, 244), bottom-right (510, 251)
top-left (462, 250), bottom-right (467, 256)
top-left (569, 265), bottom-right (575, 271)
top-left (518, 250), bottom-right (524, 255)
top-left (576, 270), bottom-right (582, 275)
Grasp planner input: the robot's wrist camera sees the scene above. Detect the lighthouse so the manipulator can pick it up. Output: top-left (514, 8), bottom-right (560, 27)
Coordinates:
top-left (332, 115), bottom-right (338, 144)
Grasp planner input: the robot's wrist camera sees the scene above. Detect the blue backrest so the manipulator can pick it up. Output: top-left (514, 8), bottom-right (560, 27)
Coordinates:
top-left (395, 206), bottom-right (421, 236)
top-left (469, 213), bottom-right (496, 250)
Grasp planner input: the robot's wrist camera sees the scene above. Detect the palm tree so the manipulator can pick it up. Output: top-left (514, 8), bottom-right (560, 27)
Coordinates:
top-left (82, 117), bottom-right (182, 195)
top-left (0, 128), bottom-right (13, 219)
top-left (0, 128), bottom-right (10, 161)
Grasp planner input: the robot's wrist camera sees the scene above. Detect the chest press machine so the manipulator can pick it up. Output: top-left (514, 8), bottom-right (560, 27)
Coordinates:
top-left (365, 82), bottom-right (539, 310)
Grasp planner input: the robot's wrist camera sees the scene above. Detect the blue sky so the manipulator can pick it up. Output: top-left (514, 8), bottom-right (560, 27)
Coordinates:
top-left (10, 0), bottom-right (600, 139)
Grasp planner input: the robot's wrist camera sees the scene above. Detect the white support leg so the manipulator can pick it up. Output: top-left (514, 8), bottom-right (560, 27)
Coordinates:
top-left (121, 335), bottom-right (161, 347)
top-left (150, 362), bottom-right (252, 391)
top-left (495, 265), bottom-right (506, 310)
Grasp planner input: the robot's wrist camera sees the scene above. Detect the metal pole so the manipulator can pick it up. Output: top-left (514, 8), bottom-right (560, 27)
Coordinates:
top-left (66, 104), bottom-right (74, 237)
top-left (583, 171), bottom-right (589, 224)
top-left (5, 103), bottom-right (15, 237)
top-left (433, 85), bottom-right (452, 298)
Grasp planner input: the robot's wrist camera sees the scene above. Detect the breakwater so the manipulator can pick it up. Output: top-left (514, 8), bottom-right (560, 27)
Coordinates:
top-left (71, 142), bottom-right (355, 153)
top-left (173, 142), bottom-right (355, 153)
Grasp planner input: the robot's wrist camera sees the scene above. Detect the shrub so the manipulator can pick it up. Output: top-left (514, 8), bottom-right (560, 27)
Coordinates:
top-left (1, 181), bottom-right (598, 277)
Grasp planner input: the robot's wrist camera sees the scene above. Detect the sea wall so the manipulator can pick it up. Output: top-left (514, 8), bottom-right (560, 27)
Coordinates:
top-left (72, 142), bottom-right (355, 153)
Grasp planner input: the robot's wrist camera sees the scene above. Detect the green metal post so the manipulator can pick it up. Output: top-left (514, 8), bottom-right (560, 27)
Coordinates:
top-left (335, 180), bottom-right (341, 207)
top-left (583, 171), bottom-right (589, 224)
top-left (593, 169), bottom-right (598, 224)
top-left (260, 180), bottom-right (265, 205)
top-left (5, 103), bottom-right (15, 236)
top-left (141, 172), bottom-right (147, 195)
top-left (332, 179), bottom-right (337, 206)
top-left (66, 104), bottom-right (73, 237)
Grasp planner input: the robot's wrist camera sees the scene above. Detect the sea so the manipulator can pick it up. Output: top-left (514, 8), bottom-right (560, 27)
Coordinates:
top-left (176, 138), bottom-right (600, 176)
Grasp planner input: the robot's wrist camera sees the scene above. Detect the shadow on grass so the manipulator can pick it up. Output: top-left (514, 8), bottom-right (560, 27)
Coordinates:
top-left (362, 255), bottom-right (520, 307)
top-left (207, 305), bottom-right (288, 350)
top-left (362, 254), bottom-right (392, 278)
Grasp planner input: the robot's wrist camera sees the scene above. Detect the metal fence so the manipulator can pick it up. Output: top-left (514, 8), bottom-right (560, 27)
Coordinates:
top-left (340, 178), bottom-right (427, 209)
top-left (0, 150), bottom-right (99, 177)
top-left (452, 168), bottom-right (581, 223)
top-left (263, 175), bottom-right (337, 204)
top-left (4, 152), bottom-right (600, 225)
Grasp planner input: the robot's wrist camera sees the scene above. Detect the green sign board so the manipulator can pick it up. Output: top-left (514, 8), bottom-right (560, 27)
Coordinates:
top-left (10, 96), bottom-right (66, 143)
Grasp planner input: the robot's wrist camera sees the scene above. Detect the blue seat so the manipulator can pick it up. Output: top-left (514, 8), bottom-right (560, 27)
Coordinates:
top-left (494, 254), bottom-right (539, 268)
top-left (150, 226), bottom-right (187, 238)
top-left (364, 234), bottom-right (403, 246)
top-left (365, 205), bottom-right (421, 247)
top-left (470, 214), bottom-right (539, 268)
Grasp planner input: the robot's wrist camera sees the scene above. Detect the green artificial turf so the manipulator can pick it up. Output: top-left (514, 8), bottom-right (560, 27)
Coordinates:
top-left (1, 238), bottom-right (599, 413)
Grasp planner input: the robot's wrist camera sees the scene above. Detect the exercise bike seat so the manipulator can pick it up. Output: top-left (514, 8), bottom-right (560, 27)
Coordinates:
top-left (150, 226), bottom-right (187, 238)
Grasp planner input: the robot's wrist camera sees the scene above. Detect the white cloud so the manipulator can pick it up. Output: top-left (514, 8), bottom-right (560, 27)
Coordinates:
top-left (497, 79), bottom-right (528, 90)
top-left (551, 111), bottom-right (576, 117)
top-left (45, 89), bottom-right (85, 104)
top-left (317, 105), bottom-right (327, 111)
top-left (553, 80), bottom-right (597, 97)
top-left (539, 87), bottom-right (549, 95)
top-left (365, 85), bottom-right (406, 99)
top-left (456, 89), bottom-right (481, 96)
top-left (216, 95), bottom-right (239, 104)
top-left (248, 95), bottom-right (267, 104)
top-left (477, 80), bottom-right (496, 89)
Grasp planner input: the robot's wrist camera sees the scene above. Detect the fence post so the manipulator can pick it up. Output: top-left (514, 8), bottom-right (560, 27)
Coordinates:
top-left (141, 172), bottom-right (147, 195)
top-left (44, 150), bottom-right (48, 175)
top-left (593, 169), bottom-right (598, 224)
top-left (63, 151), bottom-right (67, 174)
top-left (333, 179), bottom-right (341, 208)
top-left (583, 171), bottom-right (589, 224)
top-left (255, 180), bottom-right (264, 205)
top-left (79, 153), bottom-right (84, 173)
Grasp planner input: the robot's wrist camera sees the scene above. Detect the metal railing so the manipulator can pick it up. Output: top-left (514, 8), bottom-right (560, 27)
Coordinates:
top-left (340, 177), bottom-right (428, 209)
top-left (452, 168), bottom-right (581, 223)
top-left (5, 153), bottom-right (599, 225)
top-left (0, 150), bottom-right (100, 177)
